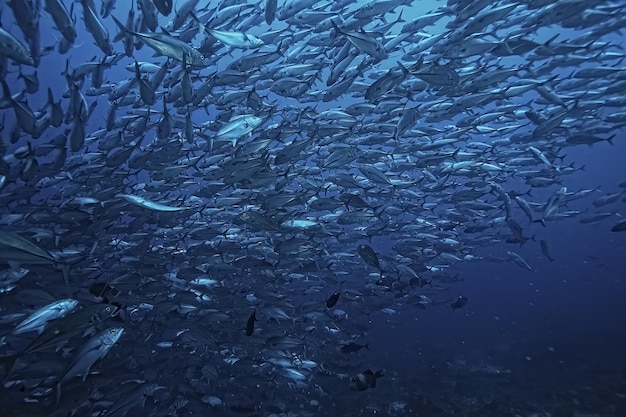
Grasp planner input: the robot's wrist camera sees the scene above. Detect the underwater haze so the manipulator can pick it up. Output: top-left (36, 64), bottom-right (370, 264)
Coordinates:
top-left (1, 0), bottom-right (626, 416)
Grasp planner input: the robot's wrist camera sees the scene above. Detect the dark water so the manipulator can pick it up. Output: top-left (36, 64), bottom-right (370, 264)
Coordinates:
top-left (1, 0), bottom-right (626, 416)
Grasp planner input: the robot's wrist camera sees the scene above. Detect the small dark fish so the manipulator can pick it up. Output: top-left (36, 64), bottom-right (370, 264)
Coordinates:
top-left (611, 219), bottom-right (626, 232)
top-left (357, 244), bottom-right (381, 271)
top-left (349, 369), bottom-right (384, 391)
top-left (326, 291), bottom-right (340, 308)
top-left (89, 283), bottom-right (119, 303)
top-left (451, 296), bottom-right (468, 310)
top-left (341, 342), bottom-right (369, 353)
top-left (245, 310), bottom-right (257, 336)
top-left (540, 239), bottom-right (554, 261)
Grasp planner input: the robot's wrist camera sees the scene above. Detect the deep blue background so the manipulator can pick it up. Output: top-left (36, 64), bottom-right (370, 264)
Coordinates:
top-left (1, 0), bottom-right (626, 410)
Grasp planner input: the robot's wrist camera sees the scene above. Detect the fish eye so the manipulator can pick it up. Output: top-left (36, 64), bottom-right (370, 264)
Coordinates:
top-left (109, 329), bottom-right (116, 334)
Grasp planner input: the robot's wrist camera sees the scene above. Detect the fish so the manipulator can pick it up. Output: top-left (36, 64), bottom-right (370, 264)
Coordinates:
top-left (507, 251), bottom-right (534, 272)
top-left (214, 115), bottom-right (263, 147)
top-left (0, 231), bottom-right (70, 284)
top-left (340, 342), bottom-right (369, 353)
top-left (153, 0), bottom-right (172, 16)
top-left (171, 0), bottom-right (199, 30)
top-left (265, 0), bottom-right (278, 25)
top-left (79, 0), bottom-right (113, 56)
top-left (331, 20), bottom-right (387, 62)
top-left (326, 291), bottom-right (340, 308)
top-left (44, 0), bottom-right (77, 44)
top-left (0, 26), bottom-right (35, 66)
top-left (137, 0), bottom-right (158, 32)
top-left (610, 219), bottom-right (626, 232)
top-left (535, 187), bottom-right (568, 227)
top-left (10, 298), bottom-right (78, 335)
top-left (357, 244), bottom-right (382, 272)
top-left (0, 303), bottom-right (118, 379)
top-left (245, 310), bottom-right (257, 336)
top-left (450, 296), bottom-right (468, 310)
top-left (349, 369), bottom-right (384, 391)
top-left (207, 28), bottom-right (265, 49)
top-left (116, 194), bottom-right (190, 212)
top-left (57, 327), bottom-right (124, 400)
top-left (540, 239), bottom-right (555, 262)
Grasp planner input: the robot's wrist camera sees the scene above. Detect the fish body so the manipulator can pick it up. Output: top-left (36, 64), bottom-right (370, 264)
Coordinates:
top-left (265, 0), bottom-right (278, 24)
top-left (611, 220), bottom-right (626, 232)
top-left (111, 15), bottom-right (206, 67)
top-left (0, 27), bottom-right (35, 66)
top-left (349, 369), bottom-right (384, 391)
top-left (245, 311), bottom-right (257, 336)
top-left (208, 29), bottom-right (264, 49)
top-left (326, 292), bottom-right (340, 308)
top-left (117, 194), bottom-right (189, 212)
top-left (357, 244), bottom-right (381, 270)
top-left (332, 21), bottom-right (387, 62)
top-left (507, 251), bottom-right (534, 272)
top-left (11, 299), bottom-right (78, 335)
top-left (0, 232), bottom-right (69, 284)
top-left (341, 342), bottom-right (369, 353)
top-left (153, 0), bottom-right (173, 16)
top-left (451, 296), bottom-right (468, 310)
top-left (80, 0), bottom-right (113, 56)
top-left (137, 0), bottom-right (158, 32)
top-left (215, 115), bottom-right (263, 146)
top-left (44, 0), bottom-right (77, 43)
top-left (59, 327), bottom-right (124, 384)
top-left (540, 239), bottom-right (554, 261)
top-left (536, 187), bottom-right (568, 227)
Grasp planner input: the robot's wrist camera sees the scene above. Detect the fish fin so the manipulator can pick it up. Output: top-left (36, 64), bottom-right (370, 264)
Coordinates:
top-left (607, 134), bottom-right (616, 146)
top-left (330, 19), bottom-right (344, 36)
top-left (56, 381), bottom-right (61, 404)
top-left (111, 15), bottom-right (127, 33)
top-left (395, 10), bottom-right (405, 23)
top-left (59, 263), bottom-right (70, 285)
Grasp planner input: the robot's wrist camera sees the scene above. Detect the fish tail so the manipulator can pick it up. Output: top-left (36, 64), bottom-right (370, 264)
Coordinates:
top-left (532, 219), bottom-right (546, 228)
top-left (607, 134), bottom-right (616, 146)
top-left (0, 354), bottom-right (18, 381)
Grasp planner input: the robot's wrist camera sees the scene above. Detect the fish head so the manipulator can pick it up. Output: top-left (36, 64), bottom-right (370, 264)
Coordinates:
top-left (349, 374), bottom-right (368, 391)
top-left (101, 327), bottom-right (124, 345)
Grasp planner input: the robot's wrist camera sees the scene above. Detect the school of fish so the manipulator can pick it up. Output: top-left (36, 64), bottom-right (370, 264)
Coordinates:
top-left (1, 0), bottom-right (625, 415)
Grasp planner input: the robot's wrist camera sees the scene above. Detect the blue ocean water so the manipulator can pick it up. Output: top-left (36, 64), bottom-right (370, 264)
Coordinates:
top-left (1, 0), bottom-right (626, 416)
